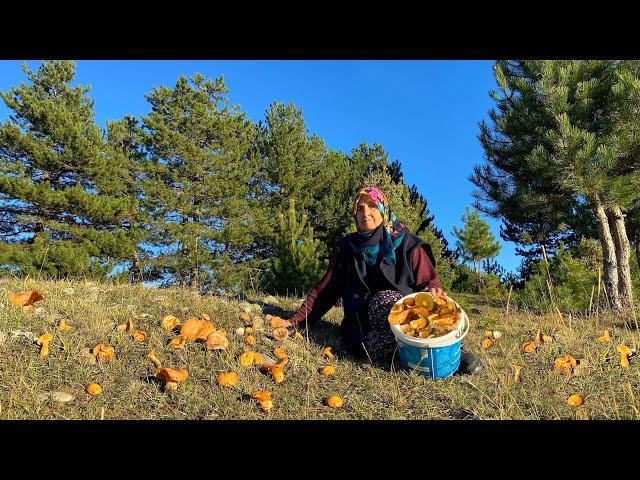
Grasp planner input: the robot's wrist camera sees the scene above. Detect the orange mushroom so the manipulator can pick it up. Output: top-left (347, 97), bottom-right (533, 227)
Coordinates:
top-left (217, 371), bottom-right (238, 388)
top-left (147, 350), bottom-right (162, 368)
top-left (261, 359), bottom-right (287, 384)
top-left (481, 338), bottom-right (494, 350)
top-left (161, 315), bottom-right (181, 331)
top-left (272, 328), bottom-right (289, 341)
top-left (597, 330), bottom-right (612, 343)
top-left (484, 330), bottom-right (494, 339)
top-left (554, 355), bottom-right (578, 375)
top-left (10, 290), bottom-right (44, 307)
top-left (269, 316), bottom-right (290, 328)
top-left (320, 366), bottom-right (336, 376)
top-left (251, 390), bottom-right (273, 412)
top-left (92, 343), bottom-right (115, 363)
top-left (37, 333), bottom-right (53, 358)
top-left (239, 351), bottom-right (256, 367)
top-left (133, 330), bottom-right (148, 342)
top-left (522, 342), bottom-right (537, 354)
top-left (617, 345), bottom-right (632, 368)
top-left (326, 395), bottom-right (344, 408)
top-left (321, 347), bottom-right (334, 359)
top-left (58, 319), bottom-right (72, 332)
top-left (168, 335), bottom-right (186, 349)
top-left (205, 331), bottom-right (229, 351)
top-left (180, 318), bottom-right (214, 341)
top-left (155, 367), bottom-right (189, 391)
top-left (245, 335), bottom-right (257, 346)
top-left (117, 319), bottom-right (135, 332)
top-left (274, 347), bottom-right (288, 360)
top-left (239, 311), bottom-right (251, 326)
top-left (567, 394), bottom-right (584, 407)
top-left (86, 383), bottom-right (103, 395)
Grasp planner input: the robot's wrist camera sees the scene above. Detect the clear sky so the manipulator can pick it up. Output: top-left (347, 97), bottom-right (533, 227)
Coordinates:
top-left (0, 60), bottom-right (521, 273)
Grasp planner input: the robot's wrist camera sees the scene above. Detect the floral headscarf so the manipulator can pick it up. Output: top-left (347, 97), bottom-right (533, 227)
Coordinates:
top-left (349, 187), bottom-right (409, 266)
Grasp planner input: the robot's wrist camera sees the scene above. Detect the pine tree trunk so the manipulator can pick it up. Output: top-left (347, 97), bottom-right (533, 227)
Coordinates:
top-left (607, 204), bottom-right (634, 315)
top-left (130, 252), bottom-right (142, 283)
top-left (593, 196), bottom-right (623, 314)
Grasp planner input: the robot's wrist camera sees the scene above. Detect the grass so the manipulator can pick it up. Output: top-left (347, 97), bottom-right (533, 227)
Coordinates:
top-left (1, 277), bottom-right (639, 420)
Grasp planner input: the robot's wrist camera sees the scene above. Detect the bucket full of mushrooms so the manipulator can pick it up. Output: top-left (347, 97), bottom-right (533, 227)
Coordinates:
top-left (388, 292), bottom-right (469, 379)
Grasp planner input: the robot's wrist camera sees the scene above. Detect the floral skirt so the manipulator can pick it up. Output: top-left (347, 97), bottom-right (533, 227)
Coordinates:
top-left (362, 289), bottom-right (405, 363)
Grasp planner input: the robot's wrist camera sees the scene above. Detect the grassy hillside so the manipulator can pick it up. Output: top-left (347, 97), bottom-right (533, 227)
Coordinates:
top-left (1, 277), bottom-right (638, 420)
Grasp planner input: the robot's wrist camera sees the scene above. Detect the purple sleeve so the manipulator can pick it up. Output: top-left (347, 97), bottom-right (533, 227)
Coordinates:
top-left (411, 246), bottom-right (442, 291)
top-left (289, 255), bottom-right (342, 327)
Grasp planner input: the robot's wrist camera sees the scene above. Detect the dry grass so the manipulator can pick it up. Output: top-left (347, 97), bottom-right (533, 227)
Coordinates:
top-left (1, 277), bottom-right (639, 420)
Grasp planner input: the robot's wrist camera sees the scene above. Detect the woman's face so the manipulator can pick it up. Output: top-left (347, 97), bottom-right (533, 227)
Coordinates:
top-left (355, 195), bottom-right (384, 232)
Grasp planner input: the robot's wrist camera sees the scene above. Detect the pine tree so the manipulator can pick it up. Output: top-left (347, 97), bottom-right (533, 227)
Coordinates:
top-left (265, 199), bottom-right (325, 296)
top-left (0, 60), bottom-right (134, 278)
top-left (474, 60), bottom-right (640, 315)
top-left (105, 115), bottom-right (155, 283)
top-left (254, 101), bottom-right (352, 261)
top-left (140, 73), bottom-right (257, 292)
top-left (452, 207), bottom-right (501, 274)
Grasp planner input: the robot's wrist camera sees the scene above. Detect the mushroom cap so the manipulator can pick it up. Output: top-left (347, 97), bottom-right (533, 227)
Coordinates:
top-left (320, 366), bottom-right (336, 376)
top-left (272, 328), bottom-right (289, 341)
top-left (147, 350), bottom-right (162, 368)
top-left (522, 342), bottom-right (537, 353)
top-left (10, 290), bottom-right (44, 307)
top-left (244, 335), bottom-right (257, 345)
top-left (567, 394), bottom-right (584, 407)
top-left (86, 383), bottom-right (103, 395)
top-left (326, 395), bottom-right (344, 408)
top-left (251, 390), bottom-right (272, 402)
top-left (274, 347), bottom-right (288, 359)
top-left (617, 344), bottom-right (632, 355)
top-left (180, 318), bottom-right (215, 341)
top-left (205, 331), bottom-right (229, 351)
top-left (161, 315), bottom-right (181, 331)
top-left (133, 330), bottom-right (148, 342)
top-left (239, 351), bottom-right (256, 367)
top-left (482, 338), bottom-right (494, 349)
top-left (217, 371), bottom-right (238, 387)
top-left (155, 367), bottom-right (189, 383)
top-left (37, 333), bottom-right (53, 345)
top-left (321, 347), bottom-right (334, 359)
top-left (168, 335), bottom-right (186, 349)
top-left (269, 316), bottom-right (289, 328)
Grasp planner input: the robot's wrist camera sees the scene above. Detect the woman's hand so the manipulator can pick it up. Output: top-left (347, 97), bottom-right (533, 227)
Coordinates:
top-left (429, 287), bottom-right (447, 299)
top-left (265, 314), bottom-right (294, 328)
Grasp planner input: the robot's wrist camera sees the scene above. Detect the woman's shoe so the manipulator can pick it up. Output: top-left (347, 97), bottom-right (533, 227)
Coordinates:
top-left (457, 350), bottom-right (482, 375)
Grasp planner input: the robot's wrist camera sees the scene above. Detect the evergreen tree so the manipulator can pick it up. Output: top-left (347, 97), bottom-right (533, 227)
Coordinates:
top-left (0, 60), bottom-right (134, 278)
top-left (265, 199), bottom-right (325, 296)
top-left (105, 115), bottom-right (157, 283)
top-left (254, 101), bottom-right (353, 263)
top-left (474, 60), bottom-right (640, 315)
top-left (140, 73), bottom-right (257, 292)
top-left (452, 207), bottom-right (501, 274)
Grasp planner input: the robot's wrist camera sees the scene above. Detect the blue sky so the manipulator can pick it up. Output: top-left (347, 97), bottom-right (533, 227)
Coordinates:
top-left (0, 60), bottom-right (521, 273)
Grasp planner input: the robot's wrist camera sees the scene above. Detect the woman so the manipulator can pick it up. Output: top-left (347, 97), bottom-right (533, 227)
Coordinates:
top-left (267, 186), bottom-right (481, 374)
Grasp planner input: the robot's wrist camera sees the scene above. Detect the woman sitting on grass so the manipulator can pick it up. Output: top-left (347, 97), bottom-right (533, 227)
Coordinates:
top-left (267, 186), bottom-right (481, 375)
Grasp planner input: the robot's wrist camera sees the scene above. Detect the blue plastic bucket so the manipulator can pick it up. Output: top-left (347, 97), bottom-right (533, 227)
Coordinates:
top-left (390, 294), bottom-right (469, 379)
